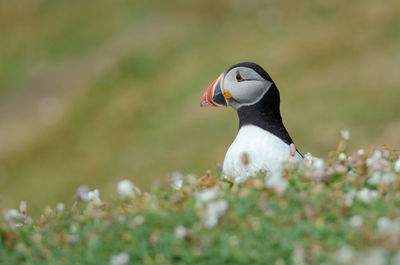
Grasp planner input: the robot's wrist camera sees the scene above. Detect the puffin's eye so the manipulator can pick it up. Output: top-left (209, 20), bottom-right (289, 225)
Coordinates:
top-left (236, 73), bottom-right (244, 82)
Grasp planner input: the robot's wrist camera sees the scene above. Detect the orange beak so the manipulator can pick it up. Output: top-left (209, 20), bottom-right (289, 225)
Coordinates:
top-left (200, 74), bottom-right (227, 107)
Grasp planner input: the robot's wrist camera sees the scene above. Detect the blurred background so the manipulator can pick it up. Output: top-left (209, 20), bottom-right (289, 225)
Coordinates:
top-left (0, 0), bottom-right (399, 216)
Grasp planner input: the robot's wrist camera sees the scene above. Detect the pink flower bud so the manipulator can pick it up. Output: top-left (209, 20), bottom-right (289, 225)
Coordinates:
top-left (289, 144), bottom-right (296, 157)
top-left (19, 201), bottom-right (27, 215)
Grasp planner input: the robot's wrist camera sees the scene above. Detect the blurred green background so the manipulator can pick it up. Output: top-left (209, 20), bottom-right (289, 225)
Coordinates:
top-left (0, 0), bottom-right (399, 216)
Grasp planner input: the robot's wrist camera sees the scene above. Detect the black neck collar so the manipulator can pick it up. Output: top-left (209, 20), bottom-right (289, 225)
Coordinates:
top-left (236, 83), bottom-right (295, 146)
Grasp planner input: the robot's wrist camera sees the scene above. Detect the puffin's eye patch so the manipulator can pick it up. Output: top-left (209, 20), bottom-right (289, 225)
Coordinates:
top-left (236, 73), bottom-right (244, 82)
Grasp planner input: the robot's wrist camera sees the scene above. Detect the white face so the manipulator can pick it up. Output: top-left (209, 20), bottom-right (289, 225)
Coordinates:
top-left (223, 66), bottom-right (272, 109)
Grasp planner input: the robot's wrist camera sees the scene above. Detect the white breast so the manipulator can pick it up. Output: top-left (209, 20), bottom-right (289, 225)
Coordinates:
top-left (222, 125), bottom-right (302, 183)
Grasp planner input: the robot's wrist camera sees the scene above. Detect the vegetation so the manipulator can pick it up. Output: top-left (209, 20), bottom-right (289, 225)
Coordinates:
top-left (1, 0), bottom-right (400, 215)
top-left (2, 136), bottom-right (400, 264)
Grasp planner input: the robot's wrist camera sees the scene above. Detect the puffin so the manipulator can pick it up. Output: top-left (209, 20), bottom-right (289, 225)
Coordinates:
top-left (200, 62), bottom-right (303, 183)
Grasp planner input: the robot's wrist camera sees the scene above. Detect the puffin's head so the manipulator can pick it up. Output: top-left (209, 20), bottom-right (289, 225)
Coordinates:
top-left (200, 62), bottom-right (275, 110)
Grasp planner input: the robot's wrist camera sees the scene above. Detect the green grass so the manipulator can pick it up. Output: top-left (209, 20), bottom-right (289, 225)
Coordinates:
top-left (0, 0), bottom-right (400, 216)
top-left (1, 142), bottom-right (400, 264)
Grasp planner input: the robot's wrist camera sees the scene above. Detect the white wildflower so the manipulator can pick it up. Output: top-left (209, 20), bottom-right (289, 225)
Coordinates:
top-left (335, 245), bottom-right (356, 264)
top-left (88, 189), bottom-right (99, 200)
top-left (76, 185), bottom-right (90, 201)
top-left (348, 169), bottom-right (357, 176)
top-left (357, 188), bottom-right (379, 203)
top-left (174, 225), bottom-right (189, 239)
top-left (56, 203), bottom-right (65, 213)
top-left (377, 216), bottom-right (392, 237)
top-left (368, 172), bottom-right (382, 186)
top-left (109, 252), bottom-right (130, 265)
top-left (117, 179), bottom-right (136, 200)
top-left (355, 248), bottom-right (387, 265)
top-left (349, 215), bottom-right (363, 228)
top-left (376, 216), bottom-right (400, 237)
top-left (197, 188), bottom-right (217, 203)
top-left (4, 209), bottom-right (24, 223)
top-left (265, 174), bottom-right (288, 195)
top-left (357, 149), bottom-right (365, 156)
top-left (87, 189), bottom-right (102, 206)
top-left (395, 158), bottom-right (400, 172)
top-left (368, 172), bottom-right (396, 186)
top-left (382, 173), bottom-right (396, 184)
top-left (168, 172), bottom-right (183, 190)
top-left (185, 173), bottom-right (197, 185)
top-left (312, 158), bottom-right (325, 169)
top-left (291, 244), bottom-right (306, 265)
top-left (203, 200), bottom-right (228, 228)
top-left (338, 153), bottom-right (347, 161)
top-left (366, 150), bottom-right (382, 167)
top-left (345, 189), bottom-right (357, 207)
top-left (304, 152), bottom-right (313, 166)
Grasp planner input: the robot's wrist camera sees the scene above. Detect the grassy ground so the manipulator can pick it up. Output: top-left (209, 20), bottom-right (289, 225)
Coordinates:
top-left (0, 0), bottom-right (400, 215)
top-left (1, 141), bottom-right (400, 264)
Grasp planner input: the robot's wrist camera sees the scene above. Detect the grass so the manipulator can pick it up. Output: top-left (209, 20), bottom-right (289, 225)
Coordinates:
top-left (1, 138), bottom-right (400, 264)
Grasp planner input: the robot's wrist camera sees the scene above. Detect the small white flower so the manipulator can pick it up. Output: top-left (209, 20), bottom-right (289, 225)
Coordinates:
top-left (185, 173), bottom-right (197, 184)
top-left (76, 185), bottom-right (90, 201)
top-left (174, 225), bottom-right (189, 239)
top-left (197, 188), bottom-right (217, 203)
top-left (357, 188), bottom-right (379, 204)
top-left (366, 150), bottom-right (382, 167)
top-left (87, 189), bottom-right (102, 206)
top-left (3, 209), bottom-right (24, 223)
top-left (168, 172), bottom-right (183, 190)
top-left (203, 200), bottom-right (228, 228)
top-left (368, 172), bottom-right (382, 186)
top-left (382, 173), bottom-right (397, 184)
top-left (304, 152), bottom-right (313, 166)
top-left (88, 189), bottom-right (99, 200)
top-left (357, 149), bottom-right (365, 156)
top-left (377, 216), bottom-right (392, 236)
top-left (356, 248), bottom-right (387, 265)
top-left (117, 180), bottom-right (136, 200)
top-left (395, 158), bottom-right (400, 172)
top-left (368, 172), bottom-right (397, 186)
top-left (265, 174), bottom-right (288, 195)
top-left (338, 153), bottom-right (347, 161)
top-left (376, 217), bottom-right (400, 237)
top-left (56, 203), bottom-right (65, 213)
top-left (312, 158), bottom-right (325, 170)
top-left (109, 252), bottom-right (130, 265)
top-left (335, 245), bottom-right (356, 264)
top-left (291, 244), bottom-right (306, 265)
top-left (345, 189), bottom-right (357, 206)
top-left (349, 215), bottom-right (363, 228)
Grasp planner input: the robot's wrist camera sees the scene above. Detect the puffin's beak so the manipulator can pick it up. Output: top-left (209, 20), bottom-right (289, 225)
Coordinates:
top-left (200, 74), bottom-right (227, 107)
